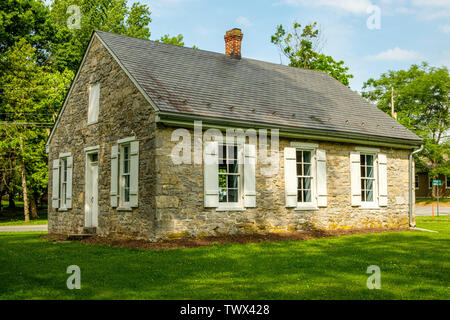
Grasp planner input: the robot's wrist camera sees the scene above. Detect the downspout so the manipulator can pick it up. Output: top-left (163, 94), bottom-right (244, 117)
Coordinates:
top-left (409, 145), bottom-right (423, 227)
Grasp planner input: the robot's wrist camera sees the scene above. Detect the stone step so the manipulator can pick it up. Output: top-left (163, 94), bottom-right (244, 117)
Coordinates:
top-left (67, 234), bottom-right (94, 241)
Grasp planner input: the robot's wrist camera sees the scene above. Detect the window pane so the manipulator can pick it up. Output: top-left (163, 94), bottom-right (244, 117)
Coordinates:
top-left (361, 165), bottom-right (365, 178)
top-left (366, 189), bottom-right (373, 202)
top-left (366, 179), bottom-right (373, 192)
top-left (125, 175), bottom-right (130, 202)
top-left (228, 161), bottom-right (238, 173)
top-left (219, 189), bottom-right (227, 202)
top-left (219, 145), bottom-right (226, 159)
top-left (228, 175), bottom-right (238, 189)
top-left (304, 189), bottom-right (311, 202)
top-left (227, 145), bottom-right (237, 160)
top-left (218, 174), bottom-right (227, 188)
top-left (296, 150), bottom-right (303, 163)
top-left (303, 151), bottom-right (311, 163)
top-left (228, 189), bottom-right (238, 203)
top-left (366, 165), bottom-right (374, 178)
top-left (297, 177), bottom-right (302, 190)
top-left (367, 155), bottom-right (374, 166)
top-left (219, 163), bottom-right (227, 173)
top-left (304, 164), bottom-right (311, 176)
top-left (297, 190), bottom-right (303, 202)
top-left (297, 163), bottom-right (303, 176)
top-left (360, 154), bottom-right (366, 165)
top-left (303, 177), bottom-right (311, 190)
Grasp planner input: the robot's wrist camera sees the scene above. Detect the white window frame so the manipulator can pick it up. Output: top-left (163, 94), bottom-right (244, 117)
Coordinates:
top-left (294, 147), bottom-right (317, 210)
top-left (119, 143), bottom-right (131, 208)
top-left (428, 175), bottom-right (433, 190)
top-left (415, 174), bottom-right (419, 190)
top-left (360, 152), bottom-right (379, 209)
top-left (58, 152), bottom-right (72, 211)
top-left (217, 142), bottom-right (244, 211)
top-left (88, 83), bottom-right (100, 125)
top-left (59, 157), bottom-right (68, 210)
top-left (446, 175), bottom-right (450, 189)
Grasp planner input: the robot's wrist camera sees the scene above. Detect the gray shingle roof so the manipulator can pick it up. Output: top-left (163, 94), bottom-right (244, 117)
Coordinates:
top-left (95, 30), bottom-right (422, 144)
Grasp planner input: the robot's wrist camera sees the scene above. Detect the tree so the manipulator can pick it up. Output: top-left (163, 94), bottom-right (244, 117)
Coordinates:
top-left (0, 0), bottom-right (55, 64)
top-left (0, 39), bottom-right (72, 221)
top-left (271, 21), bottom-right (353, 86)
top-left (157, 34), bottom-right (185, 46)
top-left (48, 0), bottom-right (152, 72)
top-left (362, 62), bottom-right (449, 184)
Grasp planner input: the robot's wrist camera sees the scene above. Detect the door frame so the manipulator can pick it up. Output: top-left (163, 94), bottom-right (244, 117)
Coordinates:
top-left (84, 146), bottom-right (100, 228)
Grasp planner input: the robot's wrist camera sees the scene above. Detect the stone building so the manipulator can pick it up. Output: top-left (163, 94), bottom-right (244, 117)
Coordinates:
top-left (46, 29), bottom-right (423, 240)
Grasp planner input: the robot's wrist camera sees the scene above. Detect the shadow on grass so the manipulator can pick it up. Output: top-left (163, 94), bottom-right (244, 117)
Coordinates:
top-left (0, 228), bottom-right (448, 300)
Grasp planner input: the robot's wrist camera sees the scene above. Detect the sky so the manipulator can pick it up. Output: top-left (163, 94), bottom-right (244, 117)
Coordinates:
top-left (136, 0), bottom-right (450, 91)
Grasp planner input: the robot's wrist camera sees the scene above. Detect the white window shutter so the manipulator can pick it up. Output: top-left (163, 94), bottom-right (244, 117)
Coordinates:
top-left (52, 159), bottom-right (60, 209)
top-left (110, 145), bottom-right (119, 207)
top-left (88, 83), bottom-right (100, 123)
top-left (244, 144), bottom-right (256, 208)
top-left (129, 140), bottom-right (139, 208)
top-left (378, 153), bottom-right (388, 206)
top-left (204, 141), bottom-right (219, 208)
top-left (350, 152), bottom-right (361, 206)
top-left (284, 147), bottom-right (297, 208)
top-left (316, 149), bottom-right (327, 207)
top-left (66, 156), bottom-right (73, 209)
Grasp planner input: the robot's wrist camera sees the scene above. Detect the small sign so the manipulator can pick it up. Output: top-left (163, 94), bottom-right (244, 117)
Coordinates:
top-left (432, 180), bottom-right (442, 186)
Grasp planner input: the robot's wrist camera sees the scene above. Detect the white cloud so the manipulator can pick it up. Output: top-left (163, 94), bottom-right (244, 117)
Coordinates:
top-left (281, 0), bottom-right (374, 15)
top-left (411, 0), bottom-right (450, 8)
top-left (366, 47), bottom-right (423, 61)
top-left (439, 24), bottom-right (450, 33)
top-left (236, 16), bottom-right (254, 28)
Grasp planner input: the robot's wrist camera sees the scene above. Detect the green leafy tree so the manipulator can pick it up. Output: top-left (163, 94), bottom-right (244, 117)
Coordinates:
top-left (362, 62), bottom-right (449, 186)
top-left (0, 0), bottom-right (55, 64)
top-left (157, 34), bottom-right (185, 46)
top-left (49, 0), bottom-right (152, 72)
top-left (0, 39), bottom-right (72, 221)
top-left (271, 21), bottom-right (353, 86)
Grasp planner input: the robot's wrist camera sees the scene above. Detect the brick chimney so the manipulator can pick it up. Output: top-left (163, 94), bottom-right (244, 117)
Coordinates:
top-left (224, 28), bottom-right (243, 59)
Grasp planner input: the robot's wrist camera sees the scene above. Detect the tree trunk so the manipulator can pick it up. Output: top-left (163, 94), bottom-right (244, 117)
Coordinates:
top-left (8, 194), bottom-right (15, 209)
top-left (21, 161), bottom-right (30, 223)
top-left (30, 197), bottom-right (39, 219)
top-left (19, 137), bottom-right (30, 223)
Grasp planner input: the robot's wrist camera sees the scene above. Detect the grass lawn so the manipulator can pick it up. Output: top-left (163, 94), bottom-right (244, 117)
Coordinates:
top-left (416, 197), bottom-right (450, 204)
top-left (0, 200), bottom-right (48, 226)
top-left (0, 216), bottom-right (448, 300)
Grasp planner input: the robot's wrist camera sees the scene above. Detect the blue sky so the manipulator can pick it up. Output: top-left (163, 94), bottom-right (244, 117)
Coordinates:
top-left (136, 0), bottom-right (450, 91)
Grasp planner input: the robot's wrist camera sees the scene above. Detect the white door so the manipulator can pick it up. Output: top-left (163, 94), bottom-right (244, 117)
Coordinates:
top-left (85, 153), bottom-right (99, 228)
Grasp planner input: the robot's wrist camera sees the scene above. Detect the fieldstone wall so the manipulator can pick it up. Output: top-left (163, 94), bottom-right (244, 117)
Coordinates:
top-left (48, 36), bottom-right (157, 239)
top-left (153, 126), bottom-right (412, 240)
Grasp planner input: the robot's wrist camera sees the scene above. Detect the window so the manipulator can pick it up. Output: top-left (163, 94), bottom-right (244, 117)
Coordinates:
top-left (120, 144), bottom-right (131, 205)
top-left (429, 176), bottom-right (433, 189)
top-left (360, 154), bottom-right (376, 203)
top-left (88, 83), bottom-right (100, 124)
top-left (296, 150), bottom-right (313, 203)
top-left (415, 174), bottom-right (419, 189)
top-left (447, 176), bottom-right (450, 189)
top-left (60, 158), bottom-right (68, 208)
top-left (218, 144), bottom-right (240, 204)
top-left (110, 138), bottom-right (139, 209)
top-left (52, 154), bottom-right (73, 210)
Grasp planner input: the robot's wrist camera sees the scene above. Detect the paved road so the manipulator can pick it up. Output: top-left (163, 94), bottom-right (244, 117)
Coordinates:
top-left (415, 206), bottom-right (450, 216)
top-left (0, 225), bottom-right (48, 232)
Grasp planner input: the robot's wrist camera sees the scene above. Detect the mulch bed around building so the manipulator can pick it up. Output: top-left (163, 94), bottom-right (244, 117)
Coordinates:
top-left (41, 228), bottom-right (412, 251)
